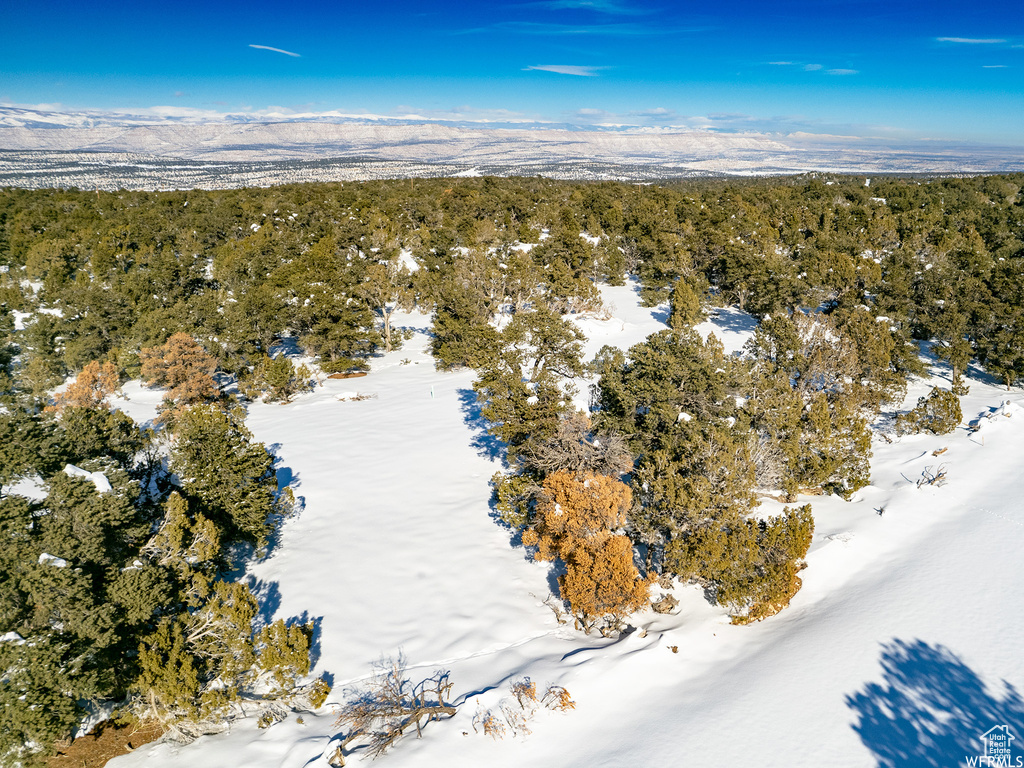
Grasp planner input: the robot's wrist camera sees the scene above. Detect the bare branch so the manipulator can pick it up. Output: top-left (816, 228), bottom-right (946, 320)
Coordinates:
top-left (334, 655), bottom-right (456, 760)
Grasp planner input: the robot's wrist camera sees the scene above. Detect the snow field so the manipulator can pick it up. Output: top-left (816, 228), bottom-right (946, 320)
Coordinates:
top-left (113, 287), bottom-right (1024, 768)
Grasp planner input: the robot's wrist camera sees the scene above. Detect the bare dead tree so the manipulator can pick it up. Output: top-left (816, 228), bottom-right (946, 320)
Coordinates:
top-left (917, 464), bottom-right (948, 488)
top-left (748, 431), bottom-right (786, 490)
top-left (334, 655), bottom-right (455, 761)
top-left (517, 411), bottom-right (633, 479)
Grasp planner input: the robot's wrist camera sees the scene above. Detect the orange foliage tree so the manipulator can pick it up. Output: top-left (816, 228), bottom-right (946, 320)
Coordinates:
top-left (139, 333), bottom-right (219, 406)
top-left (47, 360), bottom-right (120, 412)
top-left (523, 471), bottom-right (649, 633)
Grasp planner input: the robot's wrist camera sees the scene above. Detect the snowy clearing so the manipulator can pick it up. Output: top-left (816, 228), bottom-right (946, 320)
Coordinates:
top-left (113, 285), bottom-right (1024, 768)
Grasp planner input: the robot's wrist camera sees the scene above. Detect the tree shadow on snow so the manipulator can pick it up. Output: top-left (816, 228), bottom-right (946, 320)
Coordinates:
top-left (456, 388), bottom-right (506, 465)
top-left (291, 611), bottom-right (325, 671)
top-left (257, 445), bottom-right (303, 561)
top-left (911, 337), bottom-right (1010, 391)
top-left (249, 578), bottom-right (282, 628)
top-left (846, 638), bottom-right (1024, 768)
top-left (705, 306), bottom-right (759, 340)
top-left (454, 389), bottom-right (573, 602)
top-left (269, 337), bottom-right (303, 358)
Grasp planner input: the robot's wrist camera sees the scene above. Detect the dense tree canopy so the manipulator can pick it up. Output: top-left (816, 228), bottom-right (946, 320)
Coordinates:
top-left (2, 171), bottom-right (1023, 758)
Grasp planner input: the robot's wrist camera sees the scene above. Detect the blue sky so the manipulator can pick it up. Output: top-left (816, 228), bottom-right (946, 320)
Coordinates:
top-left (1, 0), bottom-right (1022, 144)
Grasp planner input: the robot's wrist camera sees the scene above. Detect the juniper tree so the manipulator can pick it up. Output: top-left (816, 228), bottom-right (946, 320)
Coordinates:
top-left (0, 408), bottom-right (65, 486)
top-left (141, 491), bottom-right (220, 606)
top-left (522, 471), bottom-right (649, 632)
top-left (244, 353), bottom-right (312, 403)
top-left (170, 405), bottom-right (282, 549)
top-left (745, 311), bottom-right (874, 498)
top-left (17, 314), bottom-right (67, 398)
top-left (895, 387), bottom-right (963, 435)
top-left (473, 305), bottom-right (584, 460)
top-left (0, 465), bottom-right (153, 762)
top-left (668, 278), bottom-right (705, 330)
top-left (668, 504), bottom-right (814, 623)
top-left (55, 406), bottom-right (146, 467)
top-left (359, 257), bottom-right (414, 353)
top-left (46, 360), bottom-right (121, 411)
top-left (140, 332), bottom-right (219, 407)
top-left (595, 328), bottom-right (757, 562)
top-left (131, 581), bottom-right (319, 739)
top-left (429, 272), bottom-right (501, 370)
top-left (0, 635), bottom-right (96, 765)
top-left (275, 236), bottom-right (381, 372)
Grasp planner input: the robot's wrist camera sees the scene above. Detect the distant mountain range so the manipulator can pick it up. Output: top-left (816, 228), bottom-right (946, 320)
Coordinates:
top-left (1, 106), bottom-right (1022, 189)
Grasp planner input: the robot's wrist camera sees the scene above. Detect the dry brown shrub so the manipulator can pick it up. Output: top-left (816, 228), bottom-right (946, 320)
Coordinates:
top-left (542, 686), bottom-right (575, 712)
top-left (517, 411), bottom-right (632, 478)
top-left (524, 470), bottom-right (632, 562)
top-left (509, 678), bottom-right (537, 710)
top-left (139, 333), bottom-right (218, 406)
top-left (524, 471), bottom-right (649, 632)
top-left (47, 360), bottom-right (120, 412)
top-left (472, 706), bottom-right (507, 741)
top-left (333, 656), bottom-right (455, 760)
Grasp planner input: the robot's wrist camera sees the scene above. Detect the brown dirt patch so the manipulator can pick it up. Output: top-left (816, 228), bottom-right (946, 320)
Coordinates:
top-left (327, 371), bottom-right (368, 380)
top-left (49, 720), bottom-right (164, 768)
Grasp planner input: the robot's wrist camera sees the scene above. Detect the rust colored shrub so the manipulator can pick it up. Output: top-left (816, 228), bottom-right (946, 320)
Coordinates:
top-left (47, 360), bottom-right (120, 411)
top-left (523, 471), bottom-right (649, 632)
top-left (139, 333), bottom-right (218, 406)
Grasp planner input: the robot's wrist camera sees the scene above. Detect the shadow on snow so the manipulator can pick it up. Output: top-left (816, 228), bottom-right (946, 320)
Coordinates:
top-left (846, 638), bottom-right (1024, 768)
top-left (456, 387), bottom-right (506, 465)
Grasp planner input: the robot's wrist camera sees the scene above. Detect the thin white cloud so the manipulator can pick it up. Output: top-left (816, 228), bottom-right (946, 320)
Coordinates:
top-left (982, 64), bottom-right (1008, 68)
top-left (464, 20), bottom-right (682, 36)
top-left (524, 64), bottom-right (605, 76)
top-left (249, 44), bottom-right (301, 57)
top-left (936, 37), bottom-right (1006, 44)
top-left (628, 107), bottom-right (677, 118)
top-left (526, 0), bottom-right (644, 13)
top-left (768, 61), bottom-right (794, 66)
top-left (392, 105), bottom-right (540, 123)
top-left (803, 63), bottom-right (823, 71)
top-left (827, 69), bottom-right (858, 75)
top-left (0, 100), bottom-right (66, 110)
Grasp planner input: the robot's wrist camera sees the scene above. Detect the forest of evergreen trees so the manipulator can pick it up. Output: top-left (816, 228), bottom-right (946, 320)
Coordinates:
top-left (1, 173), bottom-right (1022, 764)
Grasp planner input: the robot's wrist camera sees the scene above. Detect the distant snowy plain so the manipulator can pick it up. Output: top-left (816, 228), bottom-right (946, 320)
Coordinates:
top-left (111, 282), bottom-right (1024, 768)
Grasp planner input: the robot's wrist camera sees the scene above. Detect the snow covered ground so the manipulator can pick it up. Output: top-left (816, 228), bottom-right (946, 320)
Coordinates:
top-left (112, 283), bottom-right (1024, 768)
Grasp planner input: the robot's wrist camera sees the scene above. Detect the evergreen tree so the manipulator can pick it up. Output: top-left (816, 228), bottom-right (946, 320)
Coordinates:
top-left (359, 257), bottom-right (414, 353)
top-left (668, 278), bottom-right (705, 330)
top-left (276, 236), bottom-right (380, 372)
top-left (745, 312), bottom-right (874, 498)
top-left (667, 504), bottom-right (814, 623)
top-left (595, 328), bottom-right (757, 561)
top-left (244, 353), bottom-right (312, 403)
top-left (47, 360), bottom-right (121, 412)
top-left (895, 387), bottom-right (963, 435)
top-left (140, 332), bottom-right (219, 407)
top-left (522, 471), bottom-right (649, 633)
top-left (18, 314), bottom-right (67, 399)
top-left (170, 405), bottom-right (282, 549)
top-left (430, 276), bottom-right (501, 370)
top-left (473, 305), bottom-right (583, 459)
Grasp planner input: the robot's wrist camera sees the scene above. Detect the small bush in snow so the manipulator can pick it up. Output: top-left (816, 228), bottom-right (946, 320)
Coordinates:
top-left (895, 387), bottom-right (962, 436)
